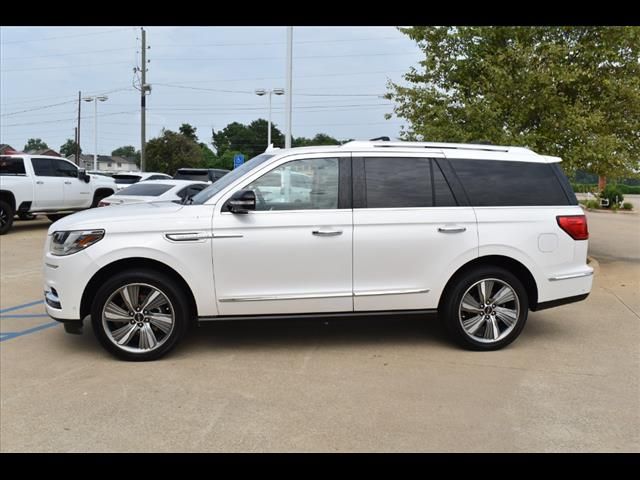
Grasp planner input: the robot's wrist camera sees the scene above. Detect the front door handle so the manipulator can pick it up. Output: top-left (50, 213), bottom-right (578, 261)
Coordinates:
top-left (36, 181), bottom-right (44, 185)
top-left (438, 226), bottom-right (467, 233)
top-left (64, 181), bottom-right (72, 185)
top-left (312, 230), bottom-right (343, 236)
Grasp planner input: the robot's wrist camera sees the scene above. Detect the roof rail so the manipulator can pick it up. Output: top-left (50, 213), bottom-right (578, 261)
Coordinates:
top-left (341, 140), bottom-right (534, 154)
top-left (369, 136), bottom-right (390, 141)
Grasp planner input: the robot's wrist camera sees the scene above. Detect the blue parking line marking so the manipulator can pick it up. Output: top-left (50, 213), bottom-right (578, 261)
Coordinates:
top-left (0, 299), bottom-right (44, 314)
top-left (0, 313), bottom-right (50, 319)
top-left (0, 322), bottom-right (58, 342)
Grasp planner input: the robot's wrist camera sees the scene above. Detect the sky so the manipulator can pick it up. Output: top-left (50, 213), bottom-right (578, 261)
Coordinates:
top-left (0, 26), bottom-right (423, 156)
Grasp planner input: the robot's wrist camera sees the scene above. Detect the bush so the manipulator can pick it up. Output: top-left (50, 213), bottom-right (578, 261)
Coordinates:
top-left (622, 202), bottom-right (633, 210)
top-left (586, 200), bottom-right (600, 209)
top-left (619, 185), bottom-right (640, 195)
top-left (571, 183), bottom-right (598, 193)
top-left (600, 185), bottom-right (624, 208)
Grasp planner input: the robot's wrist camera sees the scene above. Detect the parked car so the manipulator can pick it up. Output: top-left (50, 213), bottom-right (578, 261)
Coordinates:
top-left (98, 180), bottom-right (208, 207)
top-left (173, 168), bottom-right (229, 183)
top-left (112, 172), bottom-right (172, 191)
top-left (43, 140), bottom-right (592, 361)
top-left (0, 155), bottom-right (116, 234)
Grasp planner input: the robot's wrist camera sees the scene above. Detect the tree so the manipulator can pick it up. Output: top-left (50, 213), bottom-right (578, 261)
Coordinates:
top-left (144, 129), bottom-right (204, 174)
top-left (112, 146), bottom-right (141, 167)
top-left (386, 27), bottom-right (640, 183)
top-left (212, 119), bottom-right (284, 159)
top-left (179, 123), bottom-right (198, 142)
top-left (24, 138), bottom-right (48, 152)
top-left (293, 133), bottom-right (341, 147)
top-left (60, 139), bottom-right (80, 157)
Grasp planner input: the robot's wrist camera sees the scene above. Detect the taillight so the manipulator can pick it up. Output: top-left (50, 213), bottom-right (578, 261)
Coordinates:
top-left (557, 215), bottom-right (589, 240)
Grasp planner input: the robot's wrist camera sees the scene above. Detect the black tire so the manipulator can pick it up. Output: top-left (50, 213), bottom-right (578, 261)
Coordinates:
top-left (47, 213), bottom-right (69, 222)
top-left (90, 269), bottom-right (190, 361)
top-left (0, 199), bottom-right (14, 235)
top-left (439, 266), bottom-right (529, 351)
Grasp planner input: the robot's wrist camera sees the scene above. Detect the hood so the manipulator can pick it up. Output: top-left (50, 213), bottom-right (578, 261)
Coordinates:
top-left (47, 201), bottom-right (200, 234)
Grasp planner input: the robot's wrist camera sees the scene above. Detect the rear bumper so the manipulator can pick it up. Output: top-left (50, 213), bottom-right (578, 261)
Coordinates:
top-left (532, 293), bottom-right (590, 311)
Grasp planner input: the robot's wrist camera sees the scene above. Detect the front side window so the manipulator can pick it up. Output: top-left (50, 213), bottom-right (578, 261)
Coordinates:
top-left (245, 158), bottom-right (339, 211)
top-left (0, 157), bottom-right (26, 175)
top-left (53, 159), bottom-right (78, 178)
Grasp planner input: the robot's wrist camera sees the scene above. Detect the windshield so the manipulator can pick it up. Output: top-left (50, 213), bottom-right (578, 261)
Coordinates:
top-left (190, 153), bottom-right (275, 205)
top-left (113, 174), bottom-right (142, 184)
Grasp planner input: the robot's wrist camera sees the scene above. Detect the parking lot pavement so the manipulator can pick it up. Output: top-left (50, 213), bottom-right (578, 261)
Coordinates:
top-left (1, 214), bottom-right (639, 453)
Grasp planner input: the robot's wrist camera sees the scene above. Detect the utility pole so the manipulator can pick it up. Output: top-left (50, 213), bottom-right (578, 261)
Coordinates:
top-left (285, 27), bottom-right (293, 148)
top-left (76, 91), bottom-right (81, 165)
top-left (140, 27), bottom-right (147, 172)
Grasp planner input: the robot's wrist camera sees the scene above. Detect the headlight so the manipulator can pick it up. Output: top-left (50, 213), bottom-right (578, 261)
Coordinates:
top-left (50, 230), bottom-right (105, 256)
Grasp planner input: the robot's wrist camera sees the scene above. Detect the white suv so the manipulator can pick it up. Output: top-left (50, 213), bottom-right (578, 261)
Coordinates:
top-left (42, 141), bottom-right (592, 361)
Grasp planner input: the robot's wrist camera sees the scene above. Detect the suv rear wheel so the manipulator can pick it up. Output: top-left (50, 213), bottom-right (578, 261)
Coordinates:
top-left (440, 266), bottom-right (528, 350)
top-left (91, 269), bottom-right (190, 361)
top-left (0, 199), bottom-right (14, 235)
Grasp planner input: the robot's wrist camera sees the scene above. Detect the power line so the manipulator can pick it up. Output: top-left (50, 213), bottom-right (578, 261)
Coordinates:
top-left (0, 27), bottom-right (132, 45)
top-left (2, 110), bottom-right (138, 127)
top-left (1, 99), bottom-right (77, 117)
top-left (153, 51), bottom-right (419, 62)
top-left (151, 35), bottom-right (405, 49)
top-left (2, 61), bottom-right (133, 73)
top-left (2, 47), bottom-right (137, 61)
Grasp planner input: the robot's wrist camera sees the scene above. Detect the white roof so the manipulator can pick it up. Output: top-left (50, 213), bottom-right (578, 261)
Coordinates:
top-left (266, 140), bottom-right (560, 163)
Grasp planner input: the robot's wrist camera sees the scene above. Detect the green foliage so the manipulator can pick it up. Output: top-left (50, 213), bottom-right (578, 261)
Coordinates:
top-left (619, 185), bottom-right (640, 194)
top-left (111, 146), bottom-right (140, 166)
top-left (23, 138), bottom-right (49, 152)
top-left (586, 199), bottom-right (600, 209)
top-left (212, 119), bottom-right (284, 159)
top-left (293, 133), bottom-right (341, 147)
top-left (622, 202), bottom-right (633, 210)
top-left (600, 185), bottom-right (625, 208)
top-left (387, 27), bottom-right (640, 178)
top-left (60, 138), bottom-right (80, 157)
top-left (200, 143), bottom-right (216, 167)
top-left (144, 129), bottom-right (204, 174)
top-left (179, 123), bottom-right (198, 142)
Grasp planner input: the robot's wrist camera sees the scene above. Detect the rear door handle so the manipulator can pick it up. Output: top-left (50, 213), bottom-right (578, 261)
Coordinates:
top-left (312, 230), bottom-right (343, 236)
top-left (438, 226), bottom-right (467, 233)
top-left (36, 181), bottom-right (44, 185)
top-left (64, 181), bottom-right (72, 185)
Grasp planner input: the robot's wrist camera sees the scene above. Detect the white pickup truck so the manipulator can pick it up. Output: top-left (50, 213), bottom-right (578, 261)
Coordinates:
top-left (0, 154), bottom-right (117, 234)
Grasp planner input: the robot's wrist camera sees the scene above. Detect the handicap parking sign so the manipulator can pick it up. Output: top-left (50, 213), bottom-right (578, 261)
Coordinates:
top-left (233, 153), bottom-right (244, 169)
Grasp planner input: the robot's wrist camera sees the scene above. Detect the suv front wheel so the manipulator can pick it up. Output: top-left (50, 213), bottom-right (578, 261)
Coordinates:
top-left (91, 269), bottom-right (190, 361)
top-left (440, 266), bottom-right (528, 350)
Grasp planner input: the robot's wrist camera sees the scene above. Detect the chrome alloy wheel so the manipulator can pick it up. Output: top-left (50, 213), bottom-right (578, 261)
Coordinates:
top-left (102, 283), bottom-right (175, 354)
top-left (458, 278), bottom-right (520, 344)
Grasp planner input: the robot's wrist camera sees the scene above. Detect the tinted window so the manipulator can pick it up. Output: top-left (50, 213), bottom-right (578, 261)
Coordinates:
top-left (365, 157), bottom-right (432, 208)
top-left (432, 161), bottom-right (457, 207)
top-left (32, 158), bottom-right (55, 176)
top-left (0, 157), bottom-right (26, 175)
top-left (450, 159), bottom-right (571, 206)
top-left (53, 159), bottom-right (77, 178)
top-left (115, 183), bottom-right (173, 196)
top-left (177, 184), bottom-right (207, 199)
top-left (146, 175), bottom-right (171, 180)
top-left (174, 170), bottom-right (209, 181)
top-left (113, 174), bottom-right (142, 184)
top-left (246, 158), bottom-right (339, 211)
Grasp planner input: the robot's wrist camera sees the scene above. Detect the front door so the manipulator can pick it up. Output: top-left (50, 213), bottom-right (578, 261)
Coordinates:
top-left (211, 154), bottom-right (353, 316)
top-left (53, 159), bottom-right (91, 208)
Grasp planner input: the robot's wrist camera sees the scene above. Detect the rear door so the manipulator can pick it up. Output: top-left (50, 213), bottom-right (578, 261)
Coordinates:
top-left (30, 158), bottom-right (64, 209)
top-left (352, 153), bottom-right (478, 311)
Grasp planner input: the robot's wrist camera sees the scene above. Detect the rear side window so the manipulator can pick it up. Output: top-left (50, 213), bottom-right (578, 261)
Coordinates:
top-left (115, 183), bottom-right (173, 196)
top-left (174, 170), bottom-right (209, 181)
top-left (365, 157), bottom-right (432, 208)
top-left (450, 159), bottom-right (572, 206)
top-left (362, 157), bottom-right (458, 208)
top-left (0, 157), bottom-right (26, 175)
top-left (31, 158), bottom-right (55, 176)
top-left (113, 174), bottom-right (142, 184)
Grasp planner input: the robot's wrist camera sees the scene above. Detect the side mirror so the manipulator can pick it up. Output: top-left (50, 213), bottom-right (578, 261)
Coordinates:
top-left (226, 190), bottom-right (256, 214)
top-left (78, 168), bottom-right (90, 183)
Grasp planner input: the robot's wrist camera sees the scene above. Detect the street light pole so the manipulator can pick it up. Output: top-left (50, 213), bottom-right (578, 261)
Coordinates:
top-left (255, 88), bottom-right (284, 148)
top-left (83, 95), bottom-right (108, 171)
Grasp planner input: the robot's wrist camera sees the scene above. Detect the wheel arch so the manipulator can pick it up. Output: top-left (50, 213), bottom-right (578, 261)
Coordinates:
top-left (91, 188), bottom-right (115, 207)
top-left (80, 257), bottom-right (198, 322)
top-left (438, 255), bottom-right (539, 311)
top-left (0, 190), bottom-right (16, 211)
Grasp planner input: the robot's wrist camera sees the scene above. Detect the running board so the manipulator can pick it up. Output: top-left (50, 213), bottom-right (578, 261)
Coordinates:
top-left (198, 309), bottom-right (438, 323)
